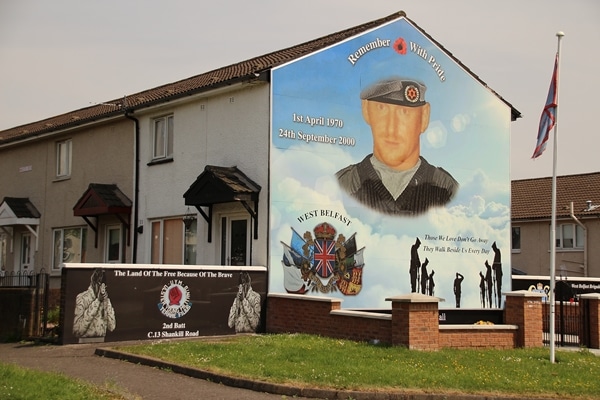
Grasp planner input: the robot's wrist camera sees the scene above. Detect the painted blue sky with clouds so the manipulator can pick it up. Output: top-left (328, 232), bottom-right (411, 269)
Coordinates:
top-left (270, 17), bottom-right (510, 309)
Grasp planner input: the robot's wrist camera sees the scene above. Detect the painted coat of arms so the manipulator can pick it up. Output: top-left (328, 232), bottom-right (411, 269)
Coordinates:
top-left (281, 222), bottom-right (365, 295)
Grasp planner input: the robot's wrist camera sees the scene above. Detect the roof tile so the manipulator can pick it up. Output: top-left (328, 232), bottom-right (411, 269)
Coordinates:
top-left (511, 172), bottom-right (600, 220)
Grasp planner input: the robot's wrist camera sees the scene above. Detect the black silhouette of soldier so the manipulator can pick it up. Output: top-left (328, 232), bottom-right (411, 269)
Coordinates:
top-left (428, 270), bottom-right (435, 296)
top-left (453, 272), bottom-right (464, 308)
top-left (491, 242), bottom-right (503, 308)
top-left (479, 271), bottom-right (486, 308)
top-left (420, 258), bottom-right (429, 295)
top-left (484, 260), bottom-right (493, 308)
top-left (409, 237), bottom-right (421, 293)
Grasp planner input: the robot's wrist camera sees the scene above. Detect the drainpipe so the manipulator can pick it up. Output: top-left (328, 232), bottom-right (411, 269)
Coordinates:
top-left (125, 111), bottom-right (140, 263)
top-left (569, 201), bottom-right (587, 277)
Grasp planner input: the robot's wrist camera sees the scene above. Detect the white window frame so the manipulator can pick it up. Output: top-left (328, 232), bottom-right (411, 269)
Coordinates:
top-left (152, 115), bottom-right (174, 161)
top-left (556, 223), bottom-right (584, 250)
top-left (52, 227), bottom-right (87, 271)
top-left (56, 139), bottom-right (72, 178)
top-left (105, 224), bottom-right (122, 263)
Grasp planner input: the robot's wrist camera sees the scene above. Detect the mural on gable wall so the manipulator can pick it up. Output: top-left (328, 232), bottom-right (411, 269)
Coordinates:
top-left (269, 17), bottom-right (511, 310)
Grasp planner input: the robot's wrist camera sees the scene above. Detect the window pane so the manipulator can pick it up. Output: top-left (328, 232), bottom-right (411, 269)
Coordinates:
top-left (167, 116), bottom-right (174, 157)
top-left (107, 227), bottom-right (121, 262)
top-left (57, 140), bottom-right (71, 176)
top-left (562, 224), bottom-right (574, 248)
top-left (221, 217), bottom-right (227, 266)
top-left (511, 227), bottom-right (520, 250)
top-left (184, 219), bottom-right (197, 265)
top-left (151, 221), bottom-right (161, 264)
top-left (230, 219), bottom-right (247, 266)
top-left (53, 230), bottom-right (63, 270)
top-left (0, 234), bottom-right (6, 271)
top-left (154, 119), bottom-right (165, 158)
top-left (21, 235), bottom-right (31, 265)
top-left (576, 225), bottom-right (584, 248)
top-left (63, 228), bottom-right (82, 262)
top-left (81, 228), bottom-right (87, 263)
top-left (163, 219), bottom-right (183, 264)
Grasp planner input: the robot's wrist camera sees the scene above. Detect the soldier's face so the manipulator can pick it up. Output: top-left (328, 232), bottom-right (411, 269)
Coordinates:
top-left (362, 100), bottom-right (430, 171)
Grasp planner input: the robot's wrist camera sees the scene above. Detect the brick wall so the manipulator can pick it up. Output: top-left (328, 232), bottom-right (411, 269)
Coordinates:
top-left (267, 294), bottom-right (391, 343)
top-left (580, 294), bottom-right (600, 349)
top-left (389, 295), bottom-right (439, 350)
top-left (505, 291), bottom-right (544, 347)
top-left (266, 292), bottom-right (543, 350)
top-left (439, 327), bottom-right (516, 349)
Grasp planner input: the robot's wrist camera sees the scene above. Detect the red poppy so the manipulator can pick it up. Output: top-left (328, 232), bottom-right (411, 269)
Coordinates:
top-left (394, 38), bottom-right (407, 55)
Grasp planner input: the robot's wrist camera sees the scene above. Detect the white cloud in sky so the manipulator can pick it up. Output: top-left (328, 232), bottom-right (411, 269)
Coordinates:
top-left (269, 145), bottom-right (510, 309)
top-left (451, 113), bottom-right (471, 133)
top-left (424, 121), bottom-right (447, 148)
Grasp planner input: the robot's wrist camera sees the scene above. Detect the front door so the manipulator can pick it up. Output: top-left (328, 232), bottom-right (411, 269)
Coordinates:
top-left (220, 215), bottom-right (250, 266)
top-left (20, 233), bottom-right (33, 272)
top-left (105, 224), bottom-right (122, 263)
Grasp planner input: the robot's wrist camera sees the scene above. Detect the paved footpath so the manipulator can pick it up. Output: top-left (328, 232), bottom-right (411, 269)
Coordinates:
top-left (0, 340), bottom-right (316, 400)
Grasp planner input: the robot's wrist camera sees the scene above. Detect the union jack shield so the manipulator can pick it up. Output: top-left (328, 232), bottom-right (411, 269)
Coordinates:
top-left (313, 239), bottom-right (336, 278)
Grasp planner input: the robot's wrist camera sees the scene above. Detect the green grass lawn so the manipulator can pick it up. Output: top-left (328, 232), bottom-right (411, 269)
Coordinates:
top-left (0, 362), bottom-right (131, 400)
top-left (117, 333), bottom-right (600, 399)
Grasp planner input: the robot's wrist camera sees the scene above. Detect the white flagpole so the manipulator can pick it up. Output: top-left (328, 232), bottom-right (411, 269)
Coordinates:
top-left (549, 31), bottom-right (564, 364)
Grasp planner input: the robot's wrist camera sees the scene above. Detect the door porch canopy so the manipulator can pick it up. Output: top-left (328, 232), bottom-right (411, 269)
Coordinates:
top-left (0, 197), bottom-right (41, 251)
top-left (183, 165), bottom-right (261, 242)
top-left (73, 183), bottom-right (132, 248)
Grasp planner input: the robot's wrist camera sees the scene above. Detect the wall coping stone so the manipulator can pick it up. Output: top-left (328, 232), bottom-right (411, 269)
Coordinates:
top-left (386, 293), bottom-right (444, 303)
top-left (439, 324), bottom-right (518, 330)
top-left (579, 293), bottom-right (600, 300)
top-left (330, 309), bottom-right (391, 320)
top-left (503, 290), bottom-right (546, 298)
top-left (267, 292), bottom-right (342, 303)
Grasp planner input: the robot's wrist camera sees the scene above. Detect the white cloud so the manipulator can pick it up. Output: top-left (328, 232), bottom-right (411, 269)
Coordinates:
top-left (451, 113), bottom-right (471, 133)
top-left (424, 121), bottom-right (447, 148)
top-left (270, 146), bottom-right (511, 309)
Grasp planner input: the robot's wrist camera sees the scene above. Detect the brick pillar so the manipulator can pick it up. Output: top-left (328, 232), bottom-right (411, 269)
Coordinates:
top-left (387, 293), bottom-right (441, 350)
top-left (504, 290), bottom-right (545, 348)
top-left (580, 293), bottom-right (600, 349)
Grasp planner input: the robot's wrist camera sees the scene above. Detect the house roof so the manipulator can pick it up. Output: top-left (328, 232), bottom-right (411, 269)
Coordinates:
top-left (0, 11), bottom-right (520, 146)
top-left (511, 172), bottom-right (600, 220)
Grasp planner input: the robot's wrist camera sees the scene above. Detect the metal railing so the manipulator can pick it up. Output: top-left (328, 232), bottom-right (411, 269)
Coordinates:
top-left (0, 269), bottom-right (51, 338)
top-left (0, 270), bottom-right (45, 287)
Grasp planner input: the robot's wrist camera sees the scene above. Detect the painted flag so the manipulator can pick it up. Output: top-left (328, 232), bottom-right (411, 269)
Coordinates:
top-left (282, 261), bottom-right (309, 294)
top-left (532, 54), bottom-right (558, 159)
top-left (291, 227), bottom-right (313, 260)
top-left (281, 242), bottom-right (304, 266)
top-left (281, 242), bottom-right (310, 294)
top-left (314, 238), bottom-right (336, 278)
top-left (342, 233), bottom-right (357, 256)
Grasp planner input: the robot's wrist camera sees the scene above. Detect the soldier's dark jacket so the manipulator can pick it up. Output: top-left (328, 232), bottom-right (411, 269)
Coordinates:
top-left (336, 155), bottom-right (458, 216)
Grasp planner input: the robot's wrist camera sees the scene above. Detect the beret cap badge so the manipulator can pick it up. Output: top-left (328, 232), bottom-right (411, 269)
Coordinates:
top-left (360, 78), bottom-right (427, 107)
